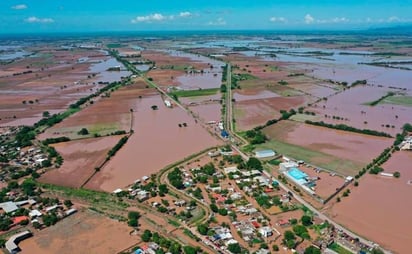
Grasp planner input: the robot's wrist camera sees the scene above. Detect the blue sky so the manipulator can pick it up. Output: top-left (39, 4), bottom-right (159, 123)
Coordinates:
top-left (1, 0), bottom-right (412, 33)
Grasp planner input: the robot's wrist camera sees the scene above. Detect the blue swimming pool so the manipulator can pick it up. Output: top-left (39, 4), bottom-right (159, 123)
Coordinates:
top-left (288, 167), bottom-right (308, 180)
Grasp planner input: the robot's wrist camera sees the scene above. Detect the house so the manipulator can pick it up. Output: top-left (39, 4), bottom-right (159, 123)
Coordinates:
top-left (174, 200), bottom-right (186, 207)
top-left (224, 166), bottom-right (238, 174)
top-left (259, 226), bottom-right (273, 237)
top-left (0, 202), bottom-right (19, 214)
top-left (256, 249), bottom-right (270, 254)
top-left (212, 193), bottom-right (226, 203)
top-left (277, 219), bottom-right (290, 227)
top-left (29, 210), bottom-right (42, 218)
top-left (136, 190), bottom-right (149, 202)
top-left (5, 230), bottom-right (32, 254)
top-left (12, 216), bottom-right (28, 226)
top-left (65, 208), bottom-right (77, 216)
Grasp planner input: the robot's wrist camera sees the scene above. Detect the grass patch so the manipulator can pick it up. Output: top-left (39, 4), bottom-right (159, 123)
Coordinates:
top-left (256, 139), bottom-right (362, 176)
top-left (168, 219), bottom-right (181, 227)
top-left (39, 182), bottom-right (129, 211)
top-left (365, 92), bottom-right (395, 106)
top-left (328, 243), bottom-right (354, 254)
top-left (169, 88), bottom-right (219, 98)
top-left (107, 43), bottom-right (124, 48)
top-left (381, 95), bottom-right (412, 107)
top-left (289, 114), bottom-right (318, 123)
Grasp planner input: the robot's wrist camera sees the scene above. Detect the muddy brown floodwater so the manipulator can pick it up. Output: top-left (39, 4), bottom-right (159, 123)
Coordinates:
top-left (39, 136), bottom-right (122, 188)
top-left (19, 209), bottom-right (138, 254)
top-left (309, 85), bottom-right (412, 136)
top-left (85, 94), bottom-right (222, 192)
top-left (329, 151), bottom-right (412, 254)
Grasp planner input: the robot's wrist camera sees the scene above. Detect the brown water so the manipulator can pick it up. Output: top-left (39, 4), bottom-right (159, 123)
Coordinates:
top-left (85, 94), bottom-right (222, 192)
top-left (309, 86), bottom-right (412, 135)
top-left (330, 152), bottom-right (412, 254)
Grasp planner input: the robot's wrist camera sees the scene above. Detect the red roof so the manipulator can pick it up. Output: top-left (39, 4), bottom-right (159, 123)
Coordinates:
top-left (12, 216), bottom-right (28, 225)
top-left (278, 219), bottom-right (290, 226)
top-left (251, 221), bottom-right (260, 228)
top-left (212, 193), bottom-right (226, 203)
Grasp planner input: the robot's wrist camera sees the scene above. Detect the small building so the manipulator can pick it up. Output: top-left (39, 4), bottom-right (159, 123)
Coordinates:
top-left (224, 166), bottom-right (238, 174)
top-left (65, 208), bottom-right (77, 216)
top-left (221, 130), bottom-right (229, 138)
top-left (0, 202), bottom-right (19, 214)
top-left (5, 230), bottom-right (32, 254)
top-left (137, 190), bottom-right (149, 202)
top-left (277, 219), bottom-right (290, 227)
top-left (259, 226), bottom-right (273, 237)
top-left (29, 210), bottom-right (42, 218)
top-left (164, 100), bottom-right (172, 108)
top-left (255, 149), bottom-right (276, 159)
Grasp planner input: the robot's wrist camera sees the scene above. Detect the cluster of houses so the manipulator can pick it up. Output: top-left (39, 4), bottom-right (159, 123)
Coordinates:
top-left (133, 242), bottom-right (162, 254)
top-left (0, 197), bottom-right (77, 254)
top-left (0, 143), bottom-right (48, 170)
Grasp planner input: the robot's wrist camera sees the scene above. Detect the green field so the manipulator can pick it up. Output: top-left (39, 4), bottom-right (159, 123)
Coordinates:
top-left (289, 113), bottom-right (318, 123)
top-left (328, 243), bottom-right (355, 254)
top-left (255, 139), bottom-right (362, 176)
top-left (106, 43), bottom-right (124, 48)
top-left (170, 88), bottom-right (219, 98)
top-left (381, 95), bottom-right (412, 107)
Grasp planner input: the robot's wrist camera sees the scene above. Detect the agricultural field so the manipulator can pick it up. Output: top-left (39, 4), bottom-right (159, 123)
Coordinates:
top-left (84, 93), bottom-right (222, 192)
top-left (39, 135), bottom-right (122, 188)
top-left (328, 151), bottom-right (412, 254)
top-left (259, 120), bottom-right (393, 176)
top-left (19, 209), bottom-right (139, 254)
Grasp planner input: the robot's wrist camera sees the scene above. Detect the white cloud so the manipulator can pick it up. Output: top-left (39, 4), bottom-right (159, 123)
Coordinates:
top-left (179, 11), bottom-right (192, 18)
top-left (269, 17), bottom-right (287, 23)
top-left (208, 17), bottom-right (226, 26)
top-left (12, 4), bottom-right (27, 10)
top-left (388, 16), bottom-right (400, 22)
top-left (331, 17), bottom-right (349, 23)
top-left (304, 14), bottom-right (314, 24)
top-left (25, 16), bottom-right (54, 23)
top-left (131, 12), bottom-right (195, 23)
top-left (131, 13), bottom-right (166, 23)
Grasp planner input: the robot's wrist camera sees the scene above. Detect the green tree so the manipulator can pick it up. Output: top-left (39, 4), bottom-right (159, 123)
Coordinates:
top-left (77, 128), bottom-right (89, 135)
top-left (284, 230), bottom-right (296, 241)
top-left (304, 246), bottom-right (321, 254)
top-left (210, 203), bottom-right (219, 213)
top-left (394, 171), bottom-right (401, 178)
top-left (301, 215), bottom-right (312, 226)
top-left (197, 224), bottom-right (208, 235)
top-left (64, 200), bottom-right (73, 208)
top-left (246, 157), bottom-right (262, 171)
top-left (227, 243), bottom-right (241, 253)
top-left (293, 225), bottom-right (309, 239)
top-left (272, 244), bottom-right (279, 252)
top-left (141, 230), bottom-right (152, 242)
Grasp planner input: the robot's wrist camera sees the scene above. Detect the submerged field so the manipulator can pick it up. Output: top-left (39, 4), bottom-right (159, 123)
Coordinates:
top-left (85, 93), bottom-right (222, 192)
top-left (20, 209), bottom-right (138, 254)
top-left (260, 120), bottom-right (393, 176)
top-left (328, 151), bottom-right (412, 254)
top-left (39, 135), bottom-right (122, 188)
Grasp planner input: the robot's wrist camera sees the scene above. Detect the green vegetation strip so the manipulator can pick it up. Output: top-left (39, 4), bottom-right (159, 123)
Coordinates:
top-left (39, 182), bottom-right (129, 210)
top-left (305, 120), bottom-right (392, 138)
top-left (366, 92), bottom-right (395, 106)
top-left (381, 95), bottom-right (412, 107)
top-left (169, 88), bottom-right (219, 98)
top-left (328, 243), bottom-right (354, 254)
